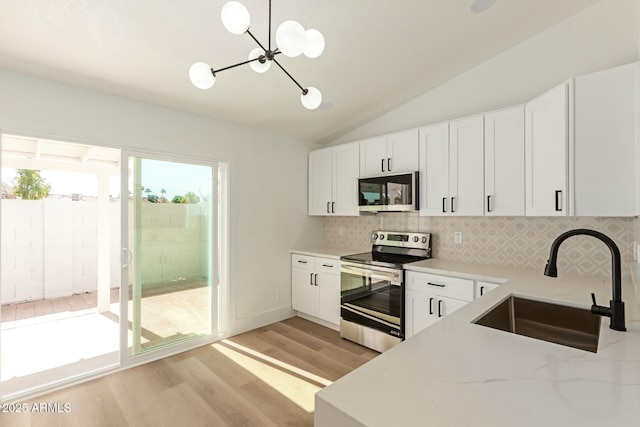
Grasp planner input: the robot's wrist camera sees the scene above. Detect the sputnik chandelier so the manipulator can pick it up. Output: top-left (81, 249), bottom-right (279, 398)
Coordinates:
top-left (189, 0), bottom-right (325, 110)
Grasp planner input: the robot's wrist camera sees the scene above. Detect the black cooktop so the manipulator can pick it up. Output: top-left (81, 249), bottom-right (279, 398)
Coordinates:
top-left (341, 251), bottom-right (429, 269)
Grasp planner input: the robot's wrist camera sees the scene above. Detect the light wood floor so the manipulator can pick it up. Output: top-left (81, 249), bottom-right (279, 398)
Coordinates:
top-left (0, 317), bottom-right (378, 427)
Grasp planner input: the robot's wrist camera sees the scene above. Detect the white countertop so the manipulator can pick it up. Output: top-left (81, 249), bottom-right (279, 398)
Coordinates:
top-left (290, 247), bottom-right (368, 260)
top-left (315, 259), bottom-right (640, 427)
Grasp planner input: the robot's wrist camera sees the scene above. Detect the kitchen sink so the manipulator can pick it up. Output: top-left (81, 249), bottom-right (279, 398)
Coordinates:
top-left (473, 295), bottom-right (601, 352)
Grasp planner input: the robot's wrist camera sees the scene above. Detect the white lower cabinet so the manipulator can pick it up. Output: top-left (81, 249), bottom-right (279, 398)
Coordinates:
top-left (291, 254), bottom-right (340, 325)
top-left (405, 271), bottom-right (474, 338)
top-left (475, 281), bottom-right (500, 299)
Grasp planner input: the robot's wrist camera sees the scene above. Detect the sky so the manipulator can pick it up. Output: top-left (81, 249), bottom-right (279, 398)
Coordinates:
top-left (2, 159), bottom-right (212, 200)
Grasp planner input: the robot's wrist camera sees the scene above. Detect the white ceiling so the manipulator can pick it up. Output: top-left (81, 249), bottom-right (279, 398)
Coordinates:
top-left (0, 0), bottom-right (601, 144)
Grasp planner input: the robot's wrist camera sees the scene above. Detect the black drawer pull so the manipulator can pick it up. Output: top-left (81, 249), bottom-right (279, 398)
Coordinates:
top-left (297, 260), bottom-right (308, 264)
top-left (427, 282), bottom-right (446, 288)
top-left (322, 264), bottom-right (334, 268)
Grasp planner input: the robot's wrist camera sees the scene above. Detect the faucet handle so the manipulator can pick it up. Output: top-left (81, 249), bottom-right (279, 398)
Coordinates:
top-left (591, 292), bottom-right (597, 306)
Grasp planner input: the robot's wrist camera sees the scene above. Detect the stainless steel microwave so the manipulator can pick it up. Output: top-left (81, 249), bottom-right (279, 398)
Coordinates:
top-left (358, 172), bottom-right (419, 212)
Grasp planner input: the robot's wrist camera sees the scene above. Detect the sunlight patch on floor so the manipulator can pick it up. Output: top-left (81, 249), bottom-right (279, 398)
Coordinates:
top-left (213, 341), bottom-right (323, 413)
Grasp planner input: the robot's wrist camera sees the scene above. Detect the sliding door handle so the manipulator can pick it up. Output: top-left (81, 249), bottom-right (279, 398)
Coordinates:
top-left (122, 247), bottom-right (133, 269)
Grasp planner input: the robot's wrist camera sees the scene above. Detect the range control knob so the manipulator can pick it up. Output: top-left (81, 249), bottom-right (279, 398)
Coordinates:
top-left (422, 237), bottom-right (428, 243)
top-left (413, 236), bottom-right (419, 242)
top-left (373, 233), bottom-right (379, 240)
top-left (379, 234), bottom-right (385, 240)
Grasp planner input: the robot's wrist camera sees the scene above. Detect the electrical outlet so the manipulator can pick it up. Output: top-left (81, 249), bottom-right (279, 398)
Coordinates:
top-left (338, 226), bottom-right (344, 236)
top-left (454, 231), bottom-right (463, 244)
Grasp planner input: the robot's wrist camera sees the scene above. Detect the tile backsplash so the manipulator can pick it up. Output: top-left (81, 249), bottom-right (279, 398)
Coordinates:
top-left (325, 213), bottom-right (637, 279)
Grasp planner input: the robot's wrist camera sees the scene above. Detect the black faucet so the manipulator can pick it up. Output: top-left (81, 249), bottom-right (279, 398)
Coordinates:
top-left (543, 228), bottom-right (626, 332)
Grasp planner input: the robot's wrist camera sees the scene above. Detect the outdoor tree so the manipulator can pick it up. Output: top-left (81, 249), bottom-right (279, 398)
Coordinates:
top-left (13, 169), bottom-right (51, 200)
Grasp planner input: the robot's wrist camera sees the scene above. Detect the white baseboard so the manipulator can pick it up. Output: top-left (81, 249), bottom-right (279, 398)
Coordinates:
top-left (231, 306), bottom-right (296, 336)
top-left (296, 312), bottom-right (340, 331)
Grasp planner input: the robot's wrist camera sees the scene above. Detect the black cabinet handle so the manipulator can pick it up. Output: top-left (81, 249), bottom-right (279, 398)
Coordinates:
top-left (487, 195), bottom-right (491, 213)
top-left (555, 190), bottom-right (562, 212)
top-left (314, 274), bottom-right (318, 286)
top-left (326, 202), bottom-right (330, 214)
top-left (427, 282), bottom-right (446, 288)
top-left (387, 157), bottom-right (392, 172)
top-left (297, 260), bottom-right (308, 264)
top-left (321, 264), bottom-right (333, 268)
top-left (381, 158), bottom-right (385, 172)
top-left (437, 300), bottom-right (443, 317)
top-left (429, 297), bottom-right (434, 315)
top-left (451, 197), bottom-right (455, 213)
top-left (442, 197), bottom-right (447, 213)
top-left (331, 201), bottom-right (335, 213)
top-left (480, 286), bottom-right (485, 296)
top-left (309, 273), bottom-right (314, 285)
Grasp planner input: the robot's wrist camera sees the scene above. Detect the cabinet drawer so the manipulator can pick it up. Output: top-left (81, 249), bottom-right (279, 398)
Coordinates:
top-left (316, 257), bottom-right (340, 275)
top-left (292, 254), bottom-right (315, 271)
top-left (406, 272), bottom-right (474, 302)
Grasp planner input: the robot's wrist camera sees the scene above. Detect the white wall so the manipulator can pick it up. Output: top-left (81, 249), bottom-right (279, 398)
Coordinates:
top-left (0, 68), bottom-right (323, 334)
top-left (332, 0), bottom-right (640, 144)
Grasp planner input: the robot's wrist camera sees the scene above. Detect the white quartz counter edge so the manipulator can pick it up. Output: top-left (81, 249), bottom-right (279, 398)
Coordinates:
top-left (315, 260), bottom-right (640, 427)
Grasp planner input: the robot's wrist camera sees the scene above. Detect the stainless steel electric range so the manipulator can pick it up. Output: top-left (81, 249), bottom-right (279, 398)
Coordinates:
top-left (340, 230), bottom-right (432, 352)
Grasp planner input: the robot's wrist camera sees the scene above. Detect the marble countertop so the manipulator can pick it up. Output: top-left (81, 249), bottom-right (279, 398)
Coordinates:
top-left (315, 259), bottom-right (640, 427)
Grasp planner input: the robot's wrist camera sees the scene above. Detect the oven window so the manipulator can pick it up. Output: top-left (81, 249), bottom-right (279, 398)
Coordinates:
top-left (341, 269), bottom-right (401, 322)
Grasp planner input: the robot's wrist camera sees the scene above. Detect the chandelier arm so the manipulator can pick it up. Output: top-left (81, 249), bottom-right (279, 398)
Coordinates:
top-left (214, 56), bottom-right (263, 74)
top-left (246, 29), bottom-right (268, 53)
top-left (272, 58), bottom-right (307, 94)
top-left (268, 0), bottom-right (272, 51)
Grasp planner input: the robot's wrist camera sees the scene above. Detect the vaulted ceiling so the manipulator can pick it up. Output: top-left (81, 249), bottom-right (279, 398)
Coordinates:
top-left (0, 0), bottom-right (601, 143)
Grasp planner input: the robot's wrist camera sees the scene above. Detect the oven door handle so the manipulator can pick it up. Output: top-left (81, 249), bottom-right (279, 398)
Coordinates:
top-left (341, 305), bottom-right (400, 329)
top-left (341, 265), bottom-right (401, 283)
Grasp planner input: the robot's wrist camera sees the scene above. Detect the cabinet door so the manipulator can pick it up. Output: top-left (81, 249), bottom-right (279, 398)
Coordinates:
top-left (332, 142), bottom-right (360, 216)
top-left (309, 148), bottom-right (333, 216)
top-left (525, 82), bottom-right (570, 216)
top-left (449, 115), bottom-right (484, 216)
top-left (436, 296), bottom-right (468, 319)
top-left (475, 281), bottom-right (500, 299)
top-left (574, 63), bottom-right (637, 216)
top-left (387, 129), bottom-right (419, 173)
top-left (359, 136), bottom-right (388, 177)
top-left (419, 123), bottom-right (450, 216)
top-left (405, 289), bottom-right (438, 338)
top-left (316, 272), bottom-right (340, 325)
top-left (485, 106), bottom-right (525, 216)
top-left (292, 267), bottom-right (317, 316)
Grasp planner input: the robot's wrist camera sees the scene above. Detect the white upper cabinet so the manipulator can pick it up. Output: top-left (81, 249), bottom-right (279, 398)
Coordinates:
top-left (359, 130), bottom-right (419, 177)
top-left (419, 123), bottom-right (449, 215)
top-left (309, 142), bottom-right (360, 216)
top-left (484, 106), bottom-right (525, 216)
top-left (419, 116), bottom-right (484, 216)
top-left (574, 62), bottom-right (638, 216)
top-left (449, 115), bottom-right (484, 216)
top-left (525, 81), bottom-right (572, 216)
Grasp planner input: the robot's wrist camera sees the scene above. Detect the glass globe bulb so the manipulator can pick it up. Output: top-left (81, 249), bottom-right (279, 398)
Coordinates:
top-left (276, 20), bottom-right (306, 57)
top-left (189, 62), bottom-right (215, 89)
top-left (303, 29), bottom-right (325, 58)
top-left (221, 1), bottom-right (250, 35)
top-left (248, 48), bottom-right (271, 73)
top-left (301, 87), bottom-right (322, 110)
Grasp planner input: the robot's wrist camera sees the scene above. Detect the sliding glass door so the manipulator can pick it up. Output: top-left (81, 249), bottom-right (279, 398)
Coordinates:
top-left (121, 153), bottom-right (221, 358)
